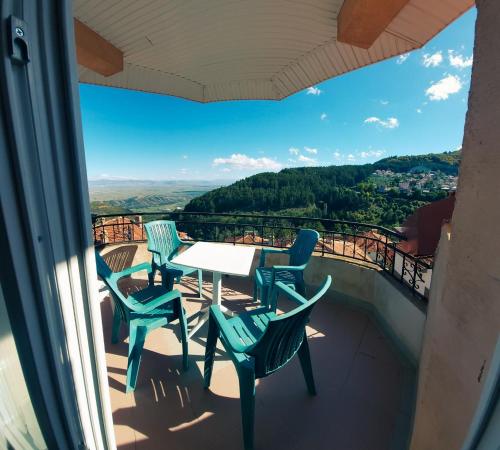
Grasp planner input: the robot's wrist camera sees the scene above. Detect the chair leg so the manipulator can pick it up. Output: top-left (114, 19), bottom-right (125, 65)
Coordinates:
top-left (197, 269), bottom-right (203, 298)
top-left (298, 334), bottom-right (316, 396)
top-left (176, 298), bottom-right (189, 371)
top-left (296, 280), bottom-right (306, 297)
top-left (253, 279), bottom-right (258, 302)
top-left (203, 312), bottom-right (219, 389)
top-left (111, 307), bottom-right (121, 344)
top-left (126, 324), bottom-right (147, 393)
top-left (261, 286), bottom-right (269, 308)
top-left (269, 286), bottom-right (279, 312)
top-left (160, 266), bottom-right (175, 291)
top-left (238, 364), bottom-right (256, 450)
top-left (148, 262), bottom-right (157, 286)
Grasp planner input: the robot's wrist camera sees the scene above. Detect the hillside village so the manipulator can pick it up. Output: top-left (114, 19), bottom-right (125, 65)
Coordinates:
top-left (370, 168), bottom-right (458, 194)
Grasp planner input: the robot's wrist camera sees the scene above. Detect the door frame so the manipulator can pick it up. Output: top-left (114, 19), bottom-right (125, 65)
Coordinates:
top-left (0, 1), bottom-right (115, 448)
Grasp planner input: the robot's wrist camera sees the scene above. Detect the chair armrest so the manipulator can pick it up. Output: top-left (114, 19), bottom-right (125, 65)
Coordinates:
top-left (136, 289), bottom-right (182, 314)
top-left (274, 281), bottom-right (308, 305)
top-left (147, 247), bottom-right (166, 264)
top-left (272, 264), bottom-right (306, 272)
top-left (209, 306), bottom-right (251, 354)
top-left (259, 247), bottom-right (290, 266)
top-left (169, 242), bottom-right (194, 259)
top-left (116, 262), bottom-right (152, 279)
top-left (271, 264), bottom-right (306, 284)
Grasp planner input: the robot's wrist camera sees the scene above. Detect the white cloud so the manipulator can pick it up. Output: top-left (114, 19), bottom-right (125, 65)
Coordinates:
top-left (213, 153), bottom-right (281, 171)
top-left (380, 100), bottom-right (389, 105)
top-left (304, 147), bottom-right (318, 155)
top-left (298, 154), bottom-right (317, 164)
top-left (448, 50), bottom-right (473, 69)
top-left (320, 113), bottom-right (327, 121)
top-left (360, 150), bottom-right (385, 159)
top-left (306, 86), bottom-right (322, 96)
top-left (333, 151), bottom-right (341, 159)
top-left (182, 154), bottom-right (188, 159)
top-left (220, 168), bottom-right (231, 173)
top-left (396, 53), bottom-right (410, 64)
top-left (425, 75), bottom-right (462, 101)
top-left (422, 51), bottom-right (443, 68)
top-left (288, 147), bottom-right (300, 156)
top-left (347, 154), bottom-right (356, 161)
top-left (364, 116), bottom-right (399, 129)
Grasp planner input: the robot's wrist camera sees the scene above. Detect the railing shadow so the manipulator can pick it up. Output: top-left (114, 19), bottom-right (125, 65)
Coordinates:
top-left (102, 244), bottom-right (138, 272)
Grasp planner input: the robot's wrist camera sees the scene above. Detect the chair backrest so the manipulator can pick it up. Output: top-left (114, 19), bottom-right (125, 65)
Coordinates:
top-left (289, 229), bottom-right (320, 267)
top-left (95, 251), bottom-right (129, 321)
top-left (249, 275), bottom-right (331, 378)
top-left (144, 220), bottom-right (182, 264)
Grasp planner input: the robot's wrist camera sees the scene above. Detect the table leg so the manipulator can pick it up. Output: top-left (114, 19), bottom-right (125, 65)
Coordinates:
top-left (212, 271), bottom-right (222, 306)
top-left (187, 271), bottom-right (232, 339)
top-left (213, 271), bottom-right (232, 315)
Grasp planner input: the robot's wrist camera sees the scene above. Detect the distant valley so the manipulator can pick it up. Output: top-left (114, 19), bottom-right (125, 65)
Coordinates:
top-left (88, 179), bottom-right (230, 215)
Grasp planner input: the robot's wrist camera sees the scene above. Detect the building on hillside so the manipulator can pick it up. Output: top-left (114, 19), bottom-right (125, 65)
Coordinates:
top-left (94, 216), bottom-right (144, 244)
top-left (225, 233), bottom-right (269, 245)
top-left (398, 193), bottom-right (456, 257)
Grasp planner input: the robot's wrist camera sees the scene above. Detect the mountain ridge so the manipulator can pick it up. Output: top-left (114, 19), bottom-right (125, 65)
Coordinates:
top-left (183, 150), bottom-right (460, 227)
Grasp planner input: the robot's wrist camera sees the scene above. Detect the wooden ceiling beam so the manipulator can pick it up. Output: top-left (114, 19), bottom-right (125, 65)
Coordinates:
top-left (74, 19), bottom-right (123, 77)
top-left (337, 0), bottom-right (410, 49)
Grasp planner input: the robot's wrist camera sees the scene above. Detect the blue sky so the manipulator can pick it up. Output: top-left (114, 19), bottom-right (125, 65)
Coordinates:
top-left (81, 8), bottom-right (476, 181)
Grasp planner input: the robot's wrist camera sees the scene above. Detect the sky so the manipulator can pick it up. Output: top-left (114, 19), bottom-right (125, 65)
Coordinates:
top-left (81, 8), bottom-right (476, 182)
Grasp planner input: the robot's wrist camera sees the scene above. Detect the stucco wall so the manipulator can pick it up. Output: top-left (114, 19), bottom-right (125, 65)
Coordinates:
top-left (303, 254), bottom-right (425, 364)
top-left (410, 2), bottom-right (500, 449)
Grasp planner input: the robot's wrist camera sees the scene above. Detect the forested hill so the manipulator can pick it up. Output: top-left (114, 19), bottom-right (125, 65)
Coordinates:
top-left (374, 150), bottom-right (460, 174)
top-left (184, 150), bottom-right (460, 227)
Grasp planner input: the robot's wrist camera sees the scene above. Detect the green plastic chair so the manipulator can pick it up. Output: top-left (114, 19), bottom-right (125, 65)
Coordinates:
top-left (204, 275), bottom-right (332, 450)
top-left (95, 251), bottom-right (188, 393)
top-left (254, 228), bottom-right (319, 310)
top-left (144, 220), bottom-right (202, 297)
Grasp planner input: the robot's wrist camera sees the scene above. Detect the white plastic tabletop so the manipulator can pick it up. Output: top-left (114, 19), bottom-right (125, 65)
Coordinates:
top-left (171, 242), bottom-right (255, 277)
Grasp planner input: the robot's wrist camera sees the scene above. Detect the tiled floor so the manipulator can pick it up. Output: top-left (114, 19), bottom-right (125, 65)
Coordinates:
top-left (99, 246), bottom-right (415, 450)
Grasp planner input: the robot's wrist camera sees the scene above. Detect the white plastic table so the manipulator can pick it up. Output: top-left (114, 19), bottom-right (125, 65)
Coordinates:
top-left (171, 242), bottom-right (256, 338)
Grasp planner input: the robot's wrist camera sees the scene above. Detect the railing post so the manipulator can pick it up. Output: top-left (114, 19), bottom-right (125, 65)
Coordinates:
top-left (412, 259), bottom-right (418, 295)
top-left (401, 253), bottom-right (406, 281)
top-left (383, 235), bottom-right (388, 270)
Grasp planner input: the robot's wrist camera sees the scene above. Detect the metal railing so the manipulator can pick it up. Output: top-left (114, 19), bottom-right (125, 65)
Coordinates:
top-left (92, 211), bottom-right (432, 302)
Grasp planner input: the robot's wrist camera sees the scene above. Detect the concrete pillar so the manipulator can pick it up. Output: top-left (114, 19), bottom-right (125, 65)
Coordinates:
top-left (410, 1), bottom-right (500, 449)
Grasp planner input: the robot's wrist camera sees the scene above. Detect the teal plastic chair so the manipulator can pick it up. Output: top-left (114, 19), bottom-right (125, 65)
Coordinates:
top-left (95, 251), bottom-right (188, 393)
top-left (204, 276), bottom-right (332, 450)
top-left (254, 229), bottom-right (319, 309)
top-left (144, 220), bottom-right (202, 297)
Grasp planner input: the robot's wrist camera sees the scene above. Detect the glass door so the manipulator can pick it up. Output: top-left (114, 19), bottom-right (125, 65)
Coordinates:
top-left (0, 283), bottom-right (46, 450)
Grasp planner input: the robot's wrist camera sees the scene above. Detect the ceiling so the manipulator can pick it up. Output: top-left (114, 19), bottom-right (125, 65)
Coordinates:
top-left (74, 0), bottom-right (474, 102)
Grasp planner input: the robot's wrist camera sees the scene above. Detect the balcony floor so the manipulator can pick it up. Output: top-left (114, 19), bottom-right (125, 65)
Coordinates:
top-left (99, 251), bottom-right (416, 450)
